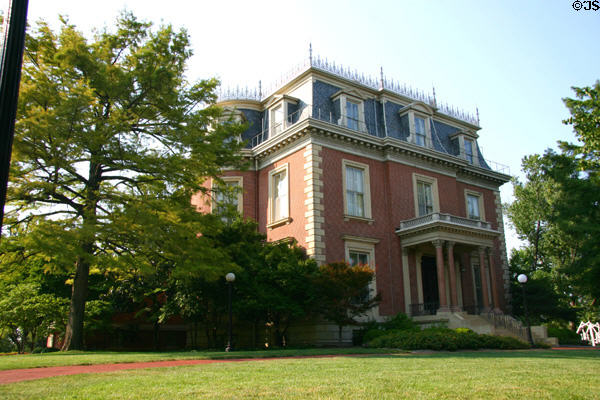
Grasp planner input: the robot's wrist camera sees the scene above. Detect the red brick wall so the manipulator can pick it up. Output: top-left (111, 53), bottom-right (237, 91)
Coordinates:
top-left (257, 148), bottom-right (309, 247)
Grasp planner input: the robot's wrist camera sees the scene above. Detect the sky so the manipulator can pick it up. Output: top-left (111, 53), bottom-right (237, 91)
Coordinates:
top-left (3, 0), bottom-right (599, 253)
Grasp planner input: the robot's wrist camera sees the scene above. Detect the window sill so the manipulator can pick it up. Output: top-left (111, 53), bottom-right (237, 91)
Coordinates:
top-left (267, 217), bottom-right (292, 229)
top-left (343, 215), bottom-right (374, 225)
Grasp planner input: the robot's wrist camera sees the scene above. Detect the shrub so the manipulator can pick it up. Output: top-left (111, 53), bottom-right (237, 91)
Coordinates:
top-left (366, 327), bottom-right (530, 351)
top-left (382, 313), bottom-right (419, 332)
top-left (547, 326), bottom-right (583, 345)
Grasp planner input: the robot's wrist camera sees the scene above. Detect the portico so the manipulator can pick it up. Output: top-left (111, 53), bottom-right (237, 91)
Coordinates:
top-left (396, 212), bottom-right (503, 316)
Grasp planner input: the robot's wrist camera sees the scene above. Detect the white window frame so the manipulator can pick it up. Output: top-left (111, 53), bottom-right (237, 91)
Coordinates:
top-left (464, 138), bottom-right (475, 164)
top-left (409, 112), bottom-right (432, 148)
top-left (211, 177), bottom-right (244, 221)
top-left (412, 173), bottom-right (440, 217)
top-left (465, 189), bottom-right (485, 221)
top-left (268, 163), bottom-right (291, 227)
top-left (343, 235), bottom-right (379, 305)
top-left (333, 92), bottom-right (366, 132)
top-left (267, 96), bottom-right (299, 138)
top-left (342, 159), bottom-right (372, 220)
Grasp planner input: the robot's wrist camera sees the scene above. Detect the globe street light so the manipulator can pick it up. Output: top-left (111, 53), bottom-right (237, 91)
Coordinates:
top-left (225, 272), bottom-right (235, 352)
top-left (517, 274), bottom-right (534, 345)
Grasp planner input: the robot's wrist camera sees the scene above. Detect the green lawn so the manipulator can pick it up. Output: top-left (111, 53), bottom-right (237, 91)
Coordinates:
top-left (1, 350), bottom-right (599, 399)
top-left (0, 348), bottom-right (396, 371)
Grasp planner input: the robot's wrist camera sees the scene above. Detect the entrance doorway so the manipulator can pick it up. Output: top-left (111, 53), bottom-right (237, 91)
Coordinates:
top-left (472, 264), bottom-right (483, 313)
top-left (421, 256), bottom-right (439, 314)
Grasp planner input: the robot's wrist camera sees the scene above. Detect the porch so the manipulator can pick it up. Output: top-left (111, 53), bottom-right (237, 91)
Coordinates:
top-left (396, 212), bottom-right (503, 317)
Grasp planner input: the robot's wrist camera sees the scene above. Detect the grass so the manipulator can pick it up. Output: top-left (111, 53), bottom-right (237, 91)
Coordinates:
top-left (1, 350), bottom-right (599, 399)
top-left (0, 347), bottom-right (397, 371)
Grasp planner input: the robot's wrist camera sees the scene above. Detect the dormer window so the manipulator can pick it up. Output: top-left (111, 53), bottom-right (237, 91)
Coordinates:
top-left (450, 130), bottom-right (480, 165)
top-left (271, 105), bottom-right (283, 135)
top-left (464, 138), bottom-right (474, 164)
top-left (399, 102), bottom-right (434, 148)
top-left (266, 95), bottom-right (300, 138)
top-left (346, 99), bottom-right (360, 130)
top-left (415, 116), bottom-right (427, 146)
top-left (331, 90), bottom-right (366, 132)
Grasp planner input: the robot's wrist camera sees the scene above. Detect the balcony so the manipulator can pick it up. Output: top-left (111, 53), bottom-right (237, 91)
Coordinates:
top-left (395, 212), bottom-right (499, 248)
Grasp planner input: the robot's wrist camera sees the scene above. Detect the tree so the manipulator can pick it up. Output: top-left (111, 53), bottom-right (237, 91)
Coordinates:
top-left (316, 262), bottom-right (380, 344)
top-left (0, 283), bottom-right (68, 353)
top-left (5, 13), bottom-right (245, 350)
top-left (507, 81), bottom-right (600, 321)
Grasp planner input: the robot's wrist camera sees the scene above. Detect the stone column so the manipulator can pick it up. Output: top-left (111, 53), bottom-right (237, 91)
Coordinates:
top-left (487, 247), bottom-right (501, 313)
top-left (447, 241), bottom-right (459, 311)
top-left (433, 240), bottom-right (449, 313)
top-left (478, 246), bottom-right (490, 311)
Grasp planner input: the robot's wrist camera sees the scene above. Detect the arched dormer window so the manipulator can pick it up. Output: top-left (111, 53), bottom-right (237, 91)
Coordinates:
top-left (331, 89), bottom-right (367, 132)
top-left (398, 102), bottom-right (435, 148)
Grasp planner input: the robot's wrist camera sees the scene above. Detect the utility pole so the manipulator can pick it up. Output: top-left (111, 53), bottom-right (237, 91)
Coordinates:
top-left (0, 0), bottom-right (29, 230)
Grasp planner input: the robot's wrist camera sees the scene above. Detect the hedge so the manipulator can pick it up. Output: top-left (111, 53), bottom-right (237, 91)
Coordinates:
top-left (366, 327), bottom-right (530, 351)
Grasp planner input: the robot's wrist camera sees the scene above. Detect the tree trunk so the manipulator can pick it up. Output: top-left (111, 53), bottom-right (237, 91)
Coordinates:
top-left (338, 325), bottom-right (343, 346)
top-left (61, 255), bottom-right (90, 351)
top-left (153, 322), bottom-right (160, 351)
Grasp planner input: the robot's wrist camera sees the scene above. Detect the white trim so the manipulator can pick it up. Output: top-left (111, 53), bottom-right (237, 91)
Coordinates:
top-left (412, 173), bottom-right (440, 217)
top-left (465, 189), bottom-right (486, 222)
top-left (402, 248), bottom-right (412, 315)
top-left (268, 163), bottom-right (290, 225)
top-left (342, 159), bottom-right (372, 219)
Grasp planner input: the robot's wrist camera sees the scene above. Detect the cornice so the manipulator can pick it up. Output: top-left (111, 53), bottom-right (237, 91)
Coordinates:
top-left (246, 119), bottom-right (509, 185)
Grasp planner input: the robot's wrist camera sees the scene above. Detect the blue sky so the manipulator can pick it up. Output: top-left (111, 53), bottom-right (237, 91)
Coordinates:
top-left (4, 0), bottom-right (600, 252)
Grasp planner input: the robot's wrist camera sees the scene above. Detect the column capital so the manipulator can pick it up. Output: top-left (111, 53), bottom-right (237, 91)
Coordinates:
top-left (432, 239), bottom-right (445, 248)
top-left (478, 245), bottom-right (489, 255)
top-left (402, 247), bottom-right (409, 257)
top-left (446, 241), bottom-right (455, 249)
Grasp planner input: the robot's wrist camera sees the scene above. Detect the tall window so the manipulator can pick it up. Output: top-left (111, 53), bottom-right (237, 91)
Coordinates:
top-left (343, 160), bottom-right (371, 220)
top-left (271, 105), bottom-right (283, 135)
top-left (465, 139), bottom-right (474, 164)
top-left (270, 167), bottom-right (289, 223)
top-left (466, 193), bottom-right (482, 220)
top-left (346, 100), bottom-right (360, 130)
top-left (346, 166), bottom-right (365, 217)
top-left (213, 178), bottom-right (243, 223)
top-left (415, 116), bottom-right (427, 146)
top-left (417, 181), bottom-right (434, 216)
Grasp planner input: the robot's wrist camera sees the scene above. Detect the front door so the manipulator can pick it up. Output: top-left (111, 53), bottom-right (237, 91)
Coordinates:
top-left (421, 256), bottom-right (439, 314)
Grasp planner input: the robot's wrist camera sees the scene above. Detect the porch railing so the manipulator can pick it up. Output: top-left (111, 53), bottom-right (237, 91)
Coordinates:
top-left (481, 312), bottom-right (529, 342)
top-left (397, 212), bottom-right (494, 232)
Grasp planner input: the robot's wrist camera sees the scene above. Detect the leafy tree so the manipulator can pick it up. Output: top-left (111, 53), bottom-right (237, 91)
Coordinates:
top-left (316, 261), bottom-right (380, 344)
top-left (0, 283), bottom-right (68, 353)
top-left (507, 81), bottom-right (600, 321)
top-left (5, 13), bottom-right (245, 350)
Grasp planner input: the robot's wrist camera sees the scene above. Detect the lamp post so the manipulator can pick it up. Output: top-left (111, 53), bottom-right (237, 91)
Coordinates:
top-left (225, 272), bottom-right (235, 352)
top-left (517, 274), bottom-right (534, 345)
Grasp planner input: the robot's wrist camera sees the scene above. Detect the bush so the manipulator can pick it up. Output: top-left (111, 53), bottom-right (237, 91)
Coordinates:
top-left (382, 313), bottom-right (419, 331)
top-left (547, 326), bottom-right (583, 345)
top-left (366, 327), bottom-right (530, 351)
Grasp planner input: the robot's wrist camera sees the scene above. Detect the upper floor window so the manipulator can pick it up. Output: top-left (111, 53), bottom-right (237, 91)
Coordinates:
top-left (346, 100), bottom-right (360, 130)
top-left (212, 177), bottom-right (243, 222)
top-left (412, 173), bottom-right (439, 218)
top-left (415, 116), bottom-right (427, 146)
top-left (465, 139), bottom-right (474, 164)
top-left (268, 164), bottom-right (290, 225)
top-left (331, 90), bottom-right (366, 133)
top-left (266, 95), bottom-right (300, 138)
top-left (342, 160), bottom-right (372, 220)
top-left (465, 190), bottom-right (485, 221)
top-left (417, 181), bottom-right (434, 216)
top-left (399, 103), bottom-right (434, 148)
top-left (271, 105), bottom-right (283, 136)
